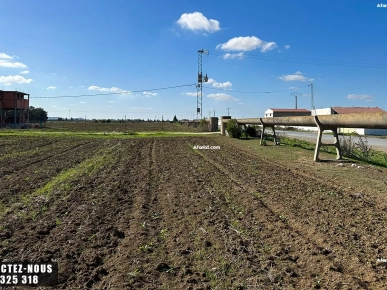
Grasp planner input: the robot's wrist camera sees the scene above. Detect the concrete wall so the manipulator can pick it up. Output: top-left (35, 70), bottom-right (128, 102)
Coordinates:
top-left (209, 117), bottom-right (218, 132)
top-left (264, 109), bottom-right (273, 117)
top-left (312, 108), bottom-right (334, 116)
top-left (220, 116), bottom-right (231, 135)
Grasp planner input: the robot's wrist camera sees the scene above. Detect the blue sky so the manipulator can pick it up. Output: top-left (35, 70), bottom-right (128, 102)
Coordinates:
top-left (1, 0), bottom-right (387, 120)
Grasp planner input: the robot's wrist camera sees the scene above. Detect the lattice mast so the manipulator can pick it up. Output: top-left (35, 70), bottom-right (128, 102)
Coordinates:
top-left (197, 49), bottom-right (209, 120)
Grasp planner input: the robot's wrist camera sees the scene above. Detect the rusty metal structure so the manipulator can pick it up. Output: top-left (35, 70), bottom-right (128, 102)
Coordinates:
top-left (0, 90), bottom-right (30, 128)
top-left (220, 113), bottom-right (387, 162)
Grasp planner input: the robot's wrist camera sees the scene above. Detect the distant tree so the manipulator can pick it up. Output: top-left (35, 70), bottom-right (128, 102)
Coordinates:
top-left (106, 119), bottom-right (111, 123)
top-left (28, 106), bottom-right (48, 122)
top-left (173, 115), bottom-right (178, 123)
top-left (58, 117), bottom-right (63, 121)
top-left (70, 117), bottom-right (73, 121)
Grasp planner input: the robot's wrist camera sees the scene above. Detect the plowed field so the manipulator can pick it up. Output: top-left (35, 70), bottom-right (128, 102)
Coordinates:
top-left (1, 135), bottom-right (387, 289)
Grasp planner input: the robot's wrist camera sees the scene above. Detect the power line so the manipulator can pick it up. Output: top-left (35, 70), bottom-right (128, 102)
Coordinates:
top-left (31, 83), bottom-right (196, 99)
top-left (202, 84), bottom-right (310, 94)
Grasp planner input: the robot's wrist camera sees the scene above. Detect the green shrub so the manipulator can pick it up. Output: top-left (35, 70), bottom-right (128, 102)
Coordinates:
top-left (226, 119), bottom-right (242, 138)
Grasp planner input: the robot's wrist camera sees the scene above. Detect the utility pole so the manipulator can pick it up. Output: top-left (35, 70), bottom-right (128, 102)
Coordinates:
top-left (125, 115), bottom-right (126, 133)
top-left (197, 49), bottom-right (209, 120)
top-left (209, 111), bottom-right (211, 119)
top-left (227, 107), bottom-right (231, 116)
top-left (291, 92), bottom-right (301, 109)
top-left (309, 84), bottom-right (315, 110)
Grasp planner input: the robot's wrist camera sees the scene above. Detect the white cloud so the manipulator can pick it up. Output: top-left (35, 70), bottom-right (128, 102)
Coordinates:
top-left (182, 91), bottom-right (197, 96)
top-left (20, 70), bottom-right (29, 74)
top-left (0, 53), bottom-right (12, 59)
top-left (288, 86), bottom-right (299, 90)
top-left (88, 85), bottom-right (131, 94)
top-left (278, 71), bottom-right (314, 82)
top-left (51, 105), bottom-right (57, 108)
top-left (347, 94), bottom-right (373, 101)
top-left (47, 86), bottom-right (57, 90)
top-left (177, 12), bottom-right (220, 33)
top-left (285, 45), bottom-right (290, 50)
top-left (0, 60), bottom-right (28, 68)
top-left (69, 86), bottom-right (73, 89)
top-left (0, 75), bottom-right (33, 84)
top-left (261, 42), bottom-right (277, 52)
top-left (80, 101), bottom-right (87, 104)
top-left (216, 36), bottom-right (277, 52)
top-left (223, 52), bottom-right (244, 59)
top-left (143, 91), bottom-right (158, 97)
top-left (212, 81), bottom-right (232, 89)
top-left (206, 78), bottom-right (232, 89)
top-left (108, 100), bottom-right (115, 103)
top-left (3, 83), bottom-right (11, 86)
top-left (207, 93), bottom-right (236, 101)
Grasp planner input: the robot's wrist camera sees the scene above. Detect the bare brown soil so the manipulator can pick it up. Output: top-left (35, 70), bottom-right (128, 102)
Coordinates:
top-left (1, 135), bottom-right (387, 289)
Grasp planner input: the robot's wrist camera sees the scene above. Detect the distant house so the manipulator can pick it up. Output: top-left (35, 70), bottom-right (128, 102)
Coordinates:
top-left (264, 108), bottom-right (311, 117)
top-left (312, 106), bottom-right (387, 136)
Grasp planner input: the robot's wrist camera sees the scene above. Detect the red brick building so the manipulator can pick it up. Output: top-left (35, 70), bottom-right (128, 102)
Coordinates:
top-left (0, 90), bottom-right (30, 127)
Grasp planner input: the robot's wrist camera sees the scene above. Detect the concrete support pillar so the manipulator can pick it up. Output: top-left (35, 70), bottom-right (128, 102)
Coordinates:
top-left (260, 118), bottom-right (265, 145)
top-left (314, 126), bottom-right (323, 162)
top-left (260, 124), bottom-right (278, 145)
top-left (313, 116), bottom-right (342, 162)
top-left (332, 127), bottom-right (343, 160)
top-left (209, 117), bottom-right (218, 132)
top-left (272, 125), bottom-right (278, 145)
top-left (220, 116), bottom-right (231, 136)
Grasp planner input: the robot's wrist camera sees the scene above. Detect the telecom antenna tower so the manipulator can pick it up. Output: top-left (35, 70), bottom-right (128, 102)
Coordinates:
top-left (196, 49), bottom-right (209, 120)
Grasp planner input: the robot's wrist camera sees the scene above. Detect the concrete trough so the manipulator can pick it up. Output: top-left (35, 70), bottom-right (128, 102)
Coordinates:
top-left (221, 112), bottom-right (387, 162)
